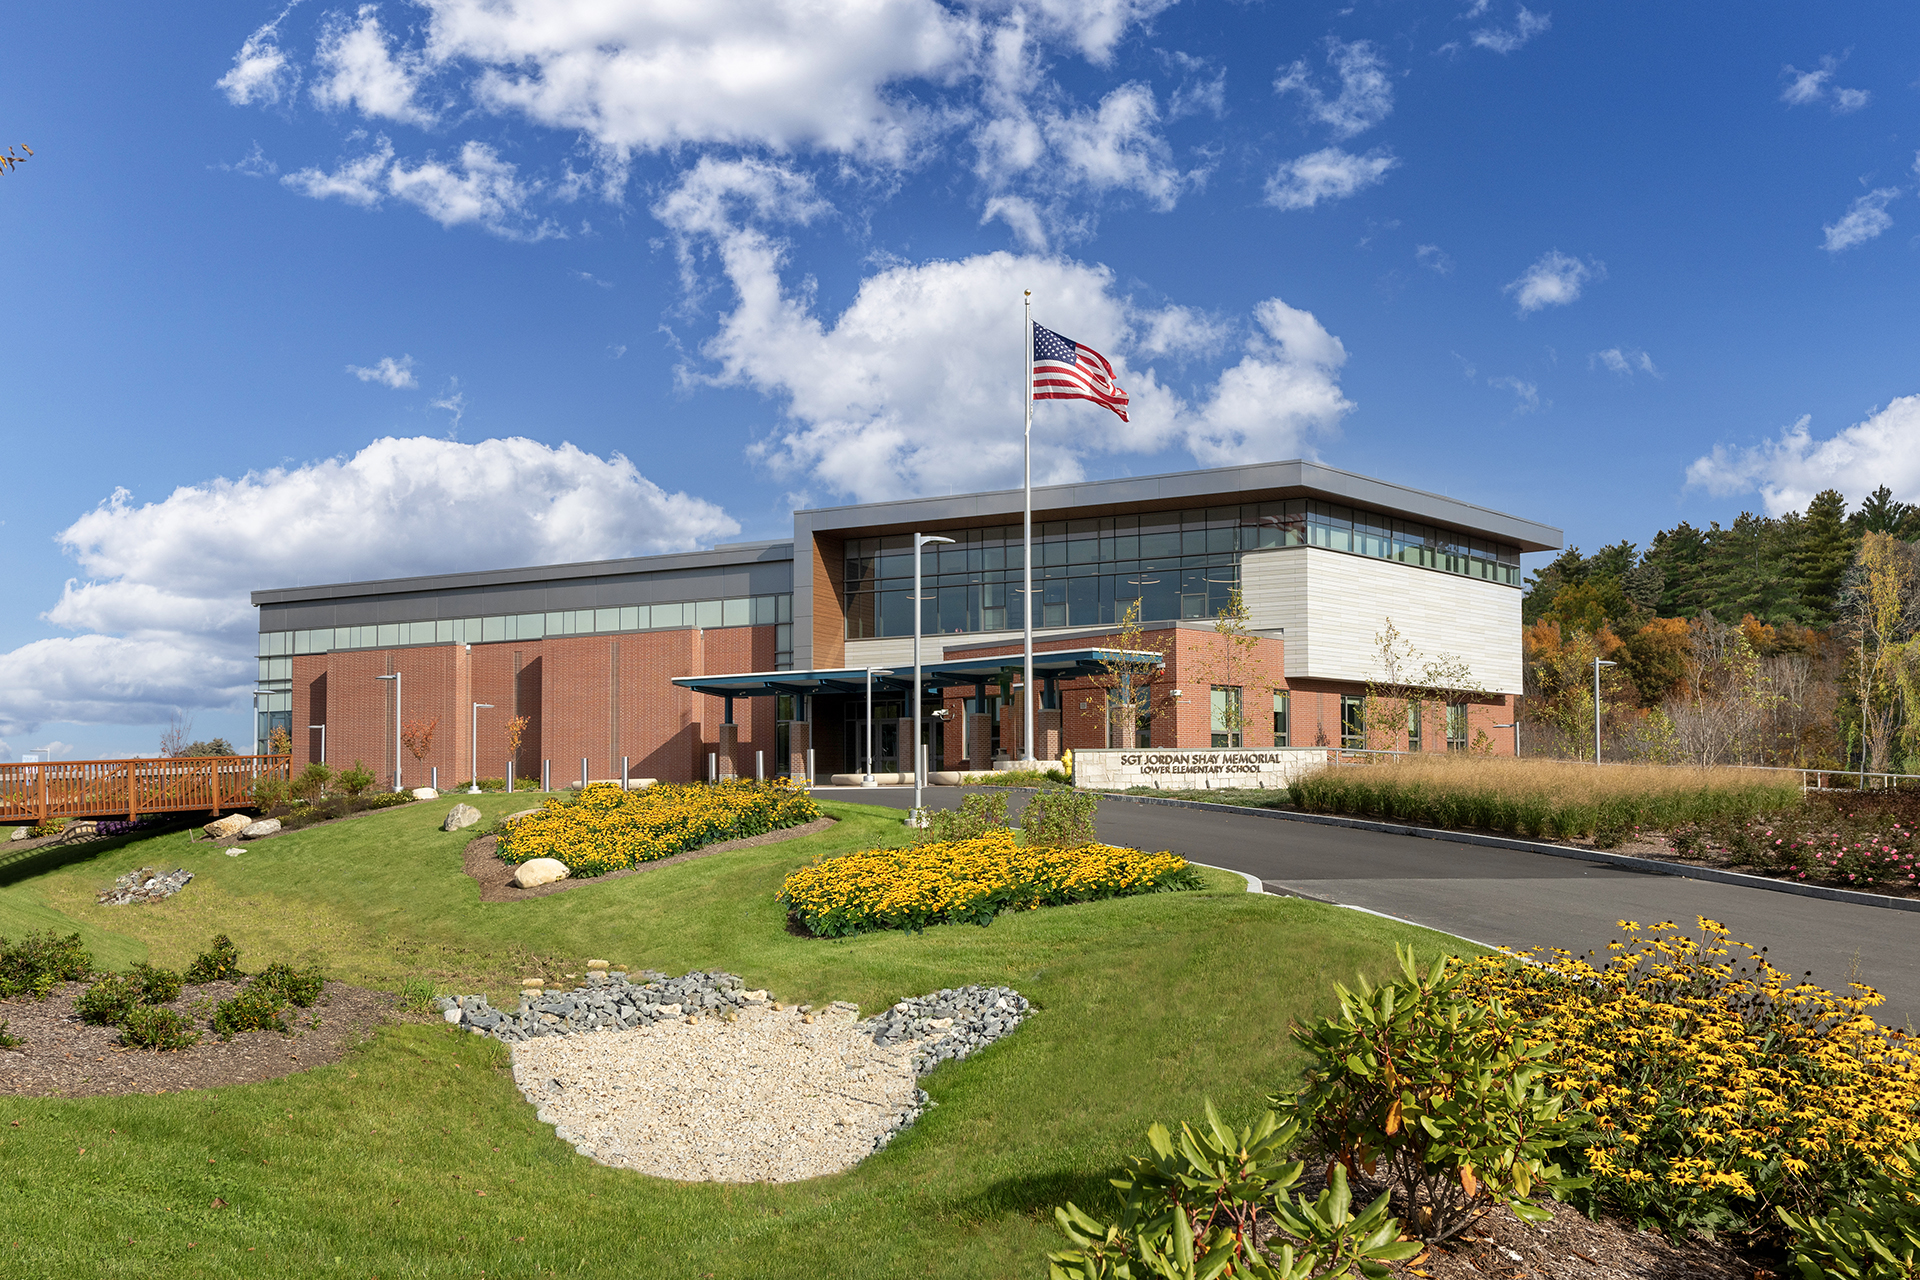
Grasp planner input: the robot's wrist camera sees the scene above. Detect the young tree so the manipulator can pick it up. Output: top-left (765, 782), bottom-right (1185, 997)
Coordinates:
top-left (1522, 620), bottom-right (1630, 759)
top-left (400, 717), bottom-right (439, 766)
top-left (505, 715), bottom-right (530, 756)
top-left (1364, 619), bottom-right (1483, 752)
top-left (1661, 614), bottom-right (1780, 767)
top-left (1839, 532), bottom-right (1920, 772)
top-left (268, 725), bottom-right (293, 756)
top-left (1083, 599), bottom-right (1174, 749)
top-left (1196, 588), bottom-right (1261, 744)
top-left (159, 713), bottom-right (192, 758)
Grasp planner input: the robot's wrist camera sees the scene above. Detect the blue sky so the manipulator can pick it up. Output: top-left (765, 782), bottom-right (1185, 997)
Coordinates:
top-left (2, 0), bottom-right (1918, 758)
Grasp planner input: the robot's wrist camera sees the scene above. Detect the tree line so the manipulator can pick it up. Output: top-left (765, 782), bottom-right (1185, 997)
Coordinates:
top-left (1521, 486), bottom-right (1920, 772)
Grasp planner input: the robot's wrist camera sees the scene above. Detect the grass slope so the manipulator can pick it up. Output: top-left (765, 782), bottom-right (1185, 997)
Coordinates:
top-left (0, 792), bottom-right (1481, 1278)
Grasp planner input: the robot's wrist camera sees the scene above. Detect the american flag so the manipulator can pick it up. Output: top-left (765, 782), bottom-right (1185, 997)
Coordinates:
top-left (1032, 323), bottom-right (1130, 422)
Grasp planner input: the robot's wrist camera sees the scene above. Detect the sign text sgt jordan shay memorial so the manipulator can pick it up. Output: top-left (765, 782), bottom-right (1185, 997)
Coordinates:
top-left (1070, 747), bottom-right (1327, 792)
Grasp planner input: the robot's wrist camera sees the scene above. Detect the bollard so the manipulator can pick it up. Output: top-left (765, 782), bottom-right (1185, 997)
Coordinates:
top-left (542, 759), bottom-right (550, 791)
top-left (708, 752), bottom-right (717, 783)
top-left (621, 756), bottom-right (629, 791)
top-left (431, 766), bottom-right (438, 791)
top-left (806, 748), bottom-right (815, 786)
top-left (756, 750), bottom-right (764, 783)
top-left (580, 757), bottom-right (588, 789)
top-left (507, 761), bottom-right (514, 793)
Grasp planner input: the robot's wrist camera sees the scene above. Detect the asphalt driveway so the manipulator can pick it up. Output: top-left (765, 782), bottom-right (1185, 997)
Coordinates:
top-left (816, 785), bottom-right (1920, 1027)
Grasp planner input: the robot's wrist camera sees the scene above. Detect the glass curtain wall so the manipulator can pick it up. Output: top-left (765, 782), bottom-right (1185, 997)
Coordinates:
top-left (843, 501), bottom-right (1522, 639)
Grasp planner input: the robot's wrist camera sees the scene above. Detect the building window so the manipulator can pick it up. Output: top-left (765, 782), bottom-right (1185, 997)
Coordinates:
top-left (1407, 700), bottom-right (1422, 753)
top-left (1340, 695), bottom-right (1366, 749)
top-left (1210, 686), bottom-right (1242, 749)
top-left (1446, 702), bottom-right (1468, 752)
top-left (1272, 690), bottom-right (1289, 747)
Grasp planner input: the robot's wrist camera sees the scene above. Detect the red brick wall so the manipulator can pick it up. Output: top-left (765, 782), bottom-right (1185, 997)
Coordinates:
top-left (298, 624), bottom-right (789, 789)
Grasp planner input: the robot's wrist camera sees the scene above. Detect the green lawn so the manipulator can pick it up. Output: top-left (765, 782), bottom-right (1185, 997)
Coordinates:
top-left (0, 793), bottom-right (1481, 1278)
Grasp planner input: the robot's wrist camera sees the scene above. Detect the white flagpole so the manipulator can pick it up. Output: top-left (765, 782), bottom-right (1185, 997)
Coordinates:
top-left (1022, 291), bottom-right (1035, 764)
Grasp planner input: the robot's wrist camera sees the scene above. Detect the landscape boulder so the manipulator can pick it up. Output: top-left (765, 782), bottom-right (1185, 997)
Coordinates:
top-left (204, 813), bottom-right (250, 840)
top-left (511, 857), bottom-right (569, 888)
top-left (443, 803), bottom-right (483, 832)
top-left (8, 826), bottom-right (27, 841)
top-left (411, 787), bottom-right (439, 801)
top-left (240, 818), bottom-right (282, 839)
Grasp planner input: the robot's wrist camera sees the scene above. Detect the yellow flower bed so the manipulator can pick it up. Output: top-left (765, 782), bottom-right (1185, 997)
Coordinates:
top-left (777, 830), bottom-right (1198, 936)
top-left (496, 780), bottom-right (821, 877)
top-left (1459, 918), bottom-right (1920, 1234)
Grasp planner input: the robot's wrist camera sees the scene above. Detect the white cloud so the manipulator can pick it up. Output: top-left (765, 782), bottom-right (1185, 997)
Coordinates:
top-left (1822, 188), bottom-right (1899, 253)
top-left (346, 355), bottom-right (418, 388)
top-left (281, 137), bottom-right (557, 239)
top-left (1831, 86), bottom-right (1870, 114)
top-left (1684, 397), bottom-right (1920, 516)
top-left (1471, 6), bottom-right (1550, 54)
top-left (1165, 53), bottom-right (1226, 120)
top-left (0, 438), bottom-right (737, 735)
top-left (1504, 249), bottom-right (1602, 314)
top-left (217, 4), bottom-right (301, 106)
top-left (1263, 146), bottom-right (1398, 211)
top-left (1044, 83), bottom-right (1199, 211)
top-left (1488, 375), bottom-right (1539, 412)
top-left (1589, 347), bottom-right (1658, 377)
top-left (652, 161), bottom-right (1351, 503)
top-left (1274, 37), bottom-right (1393, 140)
top-left (1415, 243), bottom-right (1453, 274)
top-left (311, 5), bottom-right (434, 126)
top-left (281, 137), bottom-right (395, 207)
top-left (1781, 56), bottom-right (1869, 113)
top-left (222, 142), bottom-right (279, 178)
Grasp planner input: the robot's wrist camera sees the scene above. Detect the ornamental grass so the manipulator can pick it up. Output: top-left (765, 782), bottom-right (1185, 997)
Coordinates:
top-left (1290, 756), bottom-right (1800, 844)
top-left (496, 780), bottom-right (821, 877)
top-left (777, 830), bottom-right (1199, 937)
top-left (1457, 918), bottom-right (1920, 1238)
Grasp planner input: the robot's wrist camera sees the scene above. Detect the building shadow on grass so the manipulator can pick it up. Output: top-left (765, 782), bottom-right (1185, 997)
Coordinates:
top-left (0, 819), bottom-right (198, 890)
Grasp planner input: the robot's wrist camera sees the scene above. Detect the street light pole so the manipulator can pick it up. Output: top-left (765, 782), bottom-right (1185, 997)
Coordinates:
top-left (468, 703), bottom-right (494, 794)
top-left (1592, 659), bottom-right (1616, 765)
top-left (862, 666), bottom-right (894, 787)
top-left (308, 724), bottom-right (326, 764)
top-left (913, 533), bottom-right (955, 820)
top-left (375, 672), bottom-right (403, 792)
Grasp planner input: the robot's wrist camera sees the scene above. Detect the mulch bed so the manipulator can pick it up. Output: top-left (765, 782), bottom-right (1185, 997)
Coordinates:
top-left (1371, 1199), bottom-right (1778, 1280)
top-left (0, 979), bottom-right (397, 1097)
top-left (462, 815), bottom-right (839, 903)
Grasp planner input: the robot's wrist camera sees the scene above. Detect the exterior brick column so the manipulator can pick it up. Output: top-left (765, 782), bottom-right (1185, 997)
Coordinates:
top-left (966, 713), bottom-right (992, 770)
top-left (1037, 709), bottom-right (1062, 761)
top-left (716, 724), bottom-right (739, 779)
top-left (787, 721), bottom-right (811, 782)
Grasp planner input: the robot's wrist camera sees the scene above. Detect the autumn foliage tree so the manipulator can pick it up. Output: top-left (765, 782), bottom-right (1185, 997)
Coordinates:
top-left (400, 717), bottom-right (439, 765)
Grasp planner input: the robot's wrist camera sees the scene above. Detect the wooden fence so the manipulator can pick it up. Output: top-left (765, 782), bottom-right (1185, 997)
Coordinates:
top-left (0, 755), bottom-right (291, 826)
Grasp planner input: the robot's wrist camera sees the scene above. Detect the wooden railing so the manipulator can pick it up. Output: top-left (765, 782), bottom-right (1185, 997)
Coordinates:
top-left (0, 755), bottom-right (290, 825)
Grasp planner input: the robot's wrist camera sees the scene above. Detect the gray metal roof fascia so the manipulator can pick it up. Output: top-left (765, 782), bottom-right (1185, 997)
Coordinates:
top-left (794, 460), bottom-right (1562, 551)
top-left (249, 541), bottom-right (796, 607)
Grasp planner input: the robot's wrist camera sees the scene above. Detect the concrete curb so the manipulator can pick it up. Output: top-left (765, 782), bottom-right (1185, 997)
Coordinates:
top-left (1096, 791), bottom-right (1920, 915)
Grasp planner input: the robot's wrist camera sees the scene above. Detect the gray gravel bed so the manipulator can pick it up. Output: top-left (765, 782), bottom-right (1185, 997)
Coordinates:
top-left (435, 970), bottom-right (1029, 1180)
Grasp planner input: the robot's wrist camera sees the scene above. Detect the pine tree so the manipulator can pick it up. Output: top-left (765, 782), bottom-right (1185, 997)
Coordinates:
top-left (1851, 485), bottom-right (1916, 535)
top-left (1791, 488), bottom-right (1854, 626)
top-left (1645, 523), bottom-right (1707, 616)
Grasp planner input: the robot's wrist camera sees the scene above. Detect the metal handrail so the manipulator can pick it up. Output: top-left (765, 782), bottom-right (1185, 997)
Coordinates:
top-left (1321, 748), bottom-right (1919, 791)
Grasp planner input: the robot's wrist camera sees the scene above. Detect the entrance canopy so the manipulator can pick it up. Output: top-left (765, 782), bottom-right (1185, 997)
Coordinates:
top-left (670, 647), bottom-right (1164, 699)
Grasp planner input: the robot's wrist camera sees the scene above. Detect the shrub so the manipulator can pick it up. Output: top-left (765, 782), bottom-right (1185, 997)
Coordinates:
top-left (0, 1019), bottom-right (20, 1049)
top-left (248, 776), bottom-right (292, 810)
top-left (360, 791), bottom-right (416, 810)
top-left (1020, 789), bottom-right (1099, 849)
top-left (1777, 1143), bottom-right (1920, 1280)
top-left (125, 962), bottom-right (182, 1006)
top-left (779, 831), bottom-right (1200, 936)
top-left (212, 984), bottom-right (289, 1038)
top-left (1049, 1102), bottom-right (1419, 1280)
top-left (121, 1006), bottom-right (200, 1052)
top-left (290, 762), bottom-right (336, 803)
top-left (76, 976), bottom-right (138, 1025)
top-left (253, 961), bottom-right (323, 1007)
top-left (498, 780), bottom-right (822, 876)
top-left (1457, 919), bottom-right (1920, 1237)
top-left (184, 934), bottom-right (242, 984)
top-left (919, 791), bottom-right (1009, 843)
top-left (30, 817), bottom-right (68, 838)
top-left (0, 930), bottom-right (93, 998)
top-left (1278, 946), bottom-right (1587, 1242)
top-left (338, 760), bottom-right (376, 797)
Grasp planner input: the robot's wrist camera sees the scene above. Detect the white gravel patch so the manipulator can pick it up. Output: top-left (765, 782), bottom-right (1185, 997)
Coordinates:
top-left (510, 1002), bottom-right (927, 1182)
